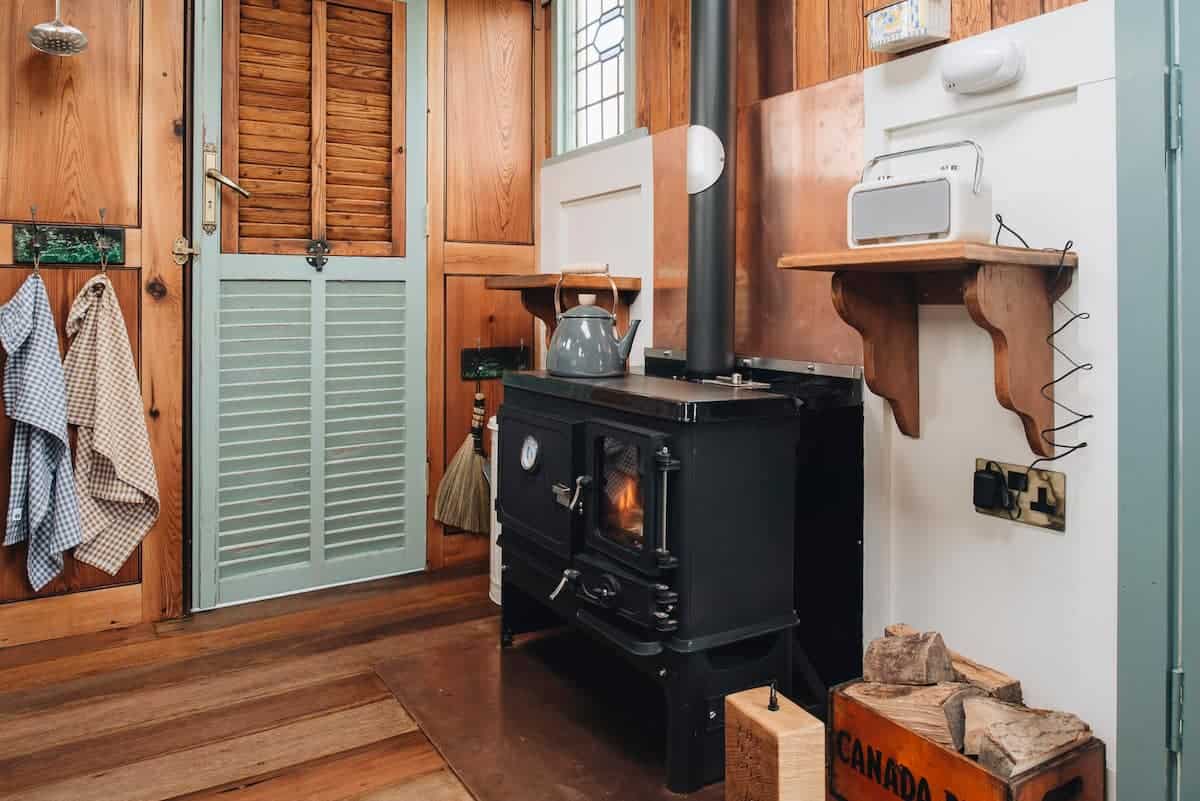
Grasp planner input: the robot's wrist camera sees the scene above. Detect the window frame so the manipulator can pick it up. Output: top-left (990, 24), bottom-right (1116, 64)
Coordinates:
top-left (551, 0), bottom-right (637, 156)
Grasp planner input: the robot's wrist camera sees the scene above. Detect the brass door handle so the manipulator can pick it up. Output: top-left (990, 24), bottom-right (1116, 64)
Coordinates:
top-left (206, 167), bottom-right (250, 198)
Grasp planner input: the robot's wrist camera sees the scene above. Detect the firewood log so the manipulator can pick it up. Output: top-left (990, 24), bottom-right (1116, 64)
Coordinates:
top-left (843, 682), bottom-right (985, 751)
top-left (977, 711), bottom-right (1091, 778)
top-left (962, 696), bottom-right (1038, 756)
top-left (884, 623), bottom-right (1023, 702)
top-left (863, 631), bottom-right (957, 685)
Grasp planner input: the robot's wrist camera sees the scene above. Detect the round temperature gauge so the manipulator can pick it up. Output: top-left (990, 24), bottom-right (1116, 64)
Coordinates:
top-left (520, 434), bottom-right (541, 472)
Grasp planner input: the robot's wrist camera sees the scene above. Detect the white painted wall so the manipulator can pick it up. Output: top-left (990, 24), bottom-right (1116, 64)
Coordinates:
top-left (539, 133), bottom-right (655, 367)
top-left (862, 1), bottom-right (1118, 792)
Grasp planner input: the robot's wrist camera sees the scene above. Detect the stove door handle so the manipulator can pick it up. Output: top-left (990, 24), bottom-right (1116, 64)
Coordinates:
top-left (552, 476), bottom-right (591, 513)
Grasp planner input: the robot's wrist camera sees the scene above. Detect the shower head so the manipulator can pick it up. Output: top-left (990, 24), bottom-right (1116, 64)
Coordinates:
top-left (29, 0), bottom-right (88, 57)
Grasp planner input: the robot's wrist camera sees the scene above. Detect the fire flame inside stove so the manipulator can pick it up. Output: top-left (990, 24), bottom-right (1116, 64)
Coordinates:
top-left (609, 473), bottom-right (644, 539)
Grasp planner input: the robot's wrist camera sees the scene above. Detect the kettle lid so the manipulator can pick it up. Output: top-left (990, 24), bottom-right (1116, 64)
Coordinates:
top-left (562, 293), bottom-right (614, 318)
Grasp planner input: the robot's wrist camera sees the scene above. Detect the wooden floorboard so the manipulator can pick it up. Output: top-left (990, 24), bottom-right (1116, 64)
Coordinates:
top-left (351, 768), bottom-right (478, 801)
top-left (0, 616), bottom-right (495, 759)
top-left (170, 733), bottom-right (446, 801)
top-left (0, 591), bottom-right (493, 714)
top-left (0, 621), bottom-right (159, 672)
top-left (0, 672), bottom-right (392, 794)
top-left (0, 573), bottom-right (489, 693)
top-left (0, 569), bottom-right (491, 801)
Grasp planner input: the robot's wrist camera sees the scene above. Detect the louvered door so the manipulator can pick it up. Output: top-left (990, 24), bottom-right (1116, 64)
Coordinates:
top-left (222, 0), bottom-right (406, 257)
top-left (194, 0), bottom-right (426, 608)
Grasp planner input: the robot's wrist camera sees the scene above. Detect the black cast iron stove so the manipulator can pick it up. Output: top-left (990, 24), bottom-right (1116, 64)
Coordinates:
top-left (496, 366), bottom-right (861, 792)
top-left (496, 1), bottom-right (864, 791)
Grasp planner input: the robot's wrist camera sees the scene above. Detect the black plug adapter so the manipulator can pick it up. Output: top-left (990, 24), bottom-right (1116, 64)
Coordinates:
top-left (973, 465), bottom-right (1009, 510)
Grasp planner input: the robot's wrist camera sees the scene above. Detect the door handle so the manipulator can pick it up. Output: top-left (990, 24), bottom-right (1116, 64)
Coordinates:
top-left (202, 143), bottom-right (251, 235)
top-left (206, 167), bottom-right (250, 198)
top-left (552, 476), bottom-right (590, 513)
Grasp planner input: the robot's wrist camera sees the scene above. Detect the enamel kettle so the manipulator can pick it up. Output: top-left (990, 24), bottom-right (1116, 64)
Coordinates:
top-left (546, 264), bottom-right (641, 378)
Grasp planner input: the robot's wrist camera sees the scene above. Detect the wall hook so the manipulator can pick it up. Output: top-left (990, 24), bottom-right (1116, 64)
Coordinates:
top-left (28, 206), bottom-right (44, 273)
top-left (95, 207), bottom-right (113, 274)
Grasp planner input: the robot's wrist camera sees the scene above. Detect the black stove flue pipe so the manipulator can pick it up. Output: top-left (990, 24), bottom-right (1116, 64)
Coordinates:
top-left (685, 0), bottom-right (737, 379)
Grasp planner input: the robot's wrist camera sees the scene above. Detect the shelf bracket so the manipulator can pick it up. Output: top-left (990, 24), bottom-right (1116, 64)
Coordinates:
top-left (832, 271), bottom-right (920, 437)
top-left (964, 263), bottom-right (1065, 458)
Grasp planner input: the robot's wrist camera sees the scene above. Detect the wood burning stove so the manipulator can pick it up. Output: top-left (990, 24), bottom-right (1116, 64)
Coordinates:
top-left (497, 368), bottom-right (859, 791)
top-left (493, 3), bottom-right (863, 791)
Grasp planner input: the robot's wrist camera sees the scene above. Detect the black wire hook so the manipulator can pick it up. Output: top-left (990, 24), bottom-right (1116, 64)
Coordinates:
top-left (993, 216), bottom-right (1092, 506)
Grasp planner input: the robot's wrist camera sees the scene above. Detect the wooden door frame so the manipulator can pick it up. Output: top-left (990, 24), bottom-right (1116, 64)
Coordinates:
top-left (0, 0), bottom-right (186, 647)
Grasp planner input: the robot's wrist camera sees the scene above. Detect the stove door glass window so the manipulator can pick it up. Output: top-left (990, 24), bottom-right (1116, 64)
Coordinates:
top-left (600, 436), bottom-right (645, 551)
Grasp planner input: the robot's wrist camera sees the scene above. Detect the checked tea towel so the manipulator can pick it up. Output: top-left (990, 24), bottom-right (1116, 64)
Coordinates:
top-left (0, 274), bottom-right (83, 590)
top-left (66, 275), bottom-right (159, 575)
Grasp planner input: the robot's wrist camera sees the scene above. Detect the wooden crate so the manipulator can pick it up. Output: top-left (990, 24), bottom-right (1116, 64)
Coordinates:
top-left (827, 682), bottom-right (1106, 801)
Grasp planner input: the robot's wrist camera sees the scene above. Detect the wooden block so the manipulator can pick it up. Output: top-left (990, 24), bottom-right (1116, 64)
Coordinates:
top-left (963, 696), bottom-right (1035, 756)
top-left (843, 682), bottom-right (985, 752)
top-left (979, 711), bottom-right (1092, 778)
top-left (725, 686), bottom-right (824, 801)
top-left (885, 624), bottom-right (1023, 702)
top-left (863, 631), bottom-right (956, 685)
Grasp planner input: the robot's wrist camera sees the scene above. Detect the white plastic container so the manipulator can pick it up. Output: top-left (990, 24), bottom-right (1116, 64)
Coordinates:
top-left (488, 415), bottom-right (501, 605)
top-left (866, 0), bottom-right (950, 55)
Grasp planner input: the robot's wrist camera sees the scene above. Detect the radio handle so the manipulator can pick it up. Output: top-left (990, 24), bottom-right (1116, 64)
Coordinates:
top-left (861, 140), bottom-right (985, 195)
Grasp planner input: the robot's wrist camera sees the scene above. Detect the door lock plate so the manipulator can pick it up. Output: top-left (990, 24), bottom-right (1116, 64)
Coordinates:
top-left (202, 143), bottom-right (219, 235)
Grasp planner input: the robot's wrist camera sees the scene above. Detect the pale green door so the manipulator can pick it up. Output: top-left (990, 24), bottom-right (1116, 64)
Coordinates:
top-left (191, 0), bottom-right (427, 608)
top-left (1180, 2), bottom-right (1200, 795)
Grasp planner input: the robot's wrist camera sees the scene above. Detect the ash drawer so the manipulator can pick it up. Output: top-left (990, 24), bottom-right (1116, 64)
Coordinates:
top-left (828, 682), bottom-right (1106, 801)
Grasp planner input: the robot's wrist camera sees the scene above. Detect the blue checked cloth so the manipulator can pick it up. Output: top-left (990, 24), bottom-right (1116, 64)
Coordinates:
top-left (0, 274), bottom-right (82, 590)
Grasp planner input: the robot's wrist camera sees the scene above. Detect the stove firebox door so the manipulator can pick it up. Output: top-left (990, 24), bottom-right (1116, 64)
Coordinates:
top-left (497, 409), bottom-right (580, 560)
top-left (583, 420), bottom-right (677, 576)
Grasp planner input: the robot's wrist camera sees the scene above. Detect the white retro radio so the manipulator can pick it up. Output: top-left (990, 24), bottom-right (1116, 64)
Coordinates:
top-left (847, 140), bottom-right (992, 249)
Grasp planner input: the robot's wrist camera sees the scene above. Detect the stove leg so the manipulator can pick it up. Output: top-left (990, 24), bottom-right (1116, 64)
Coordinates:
top-left (664, 660), bottom-right (711, 794)
top-left (499, 576), bottom-right (562, 648)
top-left (663, 631), bottom-right (796, 794)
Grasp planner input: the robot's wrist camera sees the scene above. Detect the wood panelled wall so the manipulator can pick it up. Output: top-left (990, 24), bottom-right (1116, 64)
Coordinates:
top-left (635, 0), bottom-right (1087, 128)
top-left (0, 3), bottom-right (141, 226)
top-left (427, 0), bottom-right (544, 570)
top-left (0, 0), bottom-right (184, 647)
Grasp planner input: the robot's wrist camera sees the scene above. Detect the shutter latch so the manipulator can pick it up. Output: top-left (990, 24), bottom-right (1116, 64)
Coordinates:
top-left (306, 238), bottom-right (330, 272)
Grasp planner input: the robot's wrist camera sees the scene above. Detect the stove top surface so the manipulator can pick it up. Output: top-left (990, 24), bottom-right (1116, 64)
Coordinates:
top-left (503, 370), bottom-right (804, 422)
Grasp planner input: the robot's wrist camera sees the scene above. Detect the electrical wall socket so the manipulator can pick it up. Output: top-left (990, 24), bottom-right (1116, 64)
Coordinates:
top-left (973, 458), bottom-right (1066, 532)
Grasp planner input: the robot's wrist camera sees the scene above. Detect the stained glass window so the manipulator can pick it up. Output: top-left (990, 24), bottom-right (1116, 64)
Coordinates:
top-left (555, 0), bottom-right (635, 154)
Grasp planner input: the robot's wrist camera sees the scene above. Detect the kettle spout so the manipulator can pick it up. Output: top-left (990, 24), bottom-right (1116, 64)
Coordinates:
top-left (616, 319), bottom-right (642, 362)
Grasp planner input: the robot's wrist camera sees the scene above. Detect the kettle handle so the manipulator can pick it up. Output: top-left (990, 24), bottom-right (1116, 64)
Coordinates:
top-left (554, 264), bottom-right (618, 321)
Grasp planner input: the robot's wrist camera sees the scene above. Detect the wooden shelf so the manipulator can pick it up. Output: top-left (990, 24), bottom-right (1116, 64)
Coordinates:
top-left (779, 242), bottom-right (1078, 456)
top-left (485, 274), bottom-right (642, 344)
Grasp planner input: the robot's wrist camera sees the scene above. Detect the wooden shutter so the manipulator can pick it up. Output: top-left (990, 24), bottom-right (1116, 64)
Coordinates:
top-left (216, 280), bottom-right (315, 583)
top-left (223, 0), bottom-right (406, 256)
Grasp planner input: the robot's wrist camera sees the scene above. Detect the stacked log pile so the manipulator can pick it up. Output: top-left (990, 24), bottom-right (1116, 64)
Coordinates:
top-left (848, 625), bottom-right (1092, 778)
